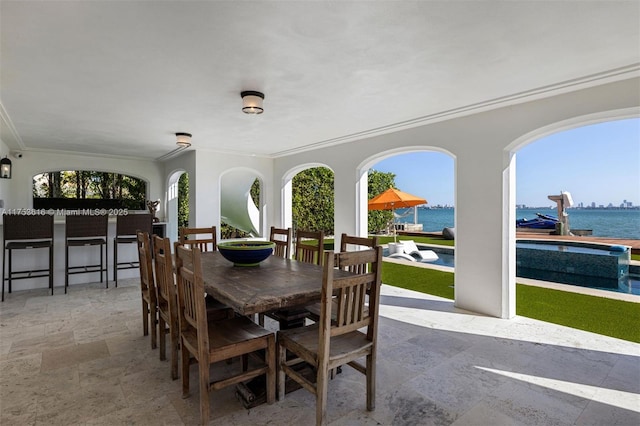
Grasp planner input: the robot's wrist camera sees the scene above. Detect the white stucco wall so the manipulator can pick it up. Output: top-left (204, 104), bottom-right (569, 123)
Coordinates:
top-left (164, 150), bottom-right (274, 240)
top-left (0, 150), bottom-right (164, 215)
top-left (273, 77), bottom-right (640, 318)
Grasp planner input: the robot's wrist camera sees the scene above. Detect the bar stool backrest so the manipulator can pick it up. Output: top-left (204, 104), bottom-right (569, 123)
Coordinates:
top-left (3, 214), bottom-right (54, 240)
top-left (116, 213), bottom-right (152, 237)
top-left (66, 214), bottom-right (108, 238)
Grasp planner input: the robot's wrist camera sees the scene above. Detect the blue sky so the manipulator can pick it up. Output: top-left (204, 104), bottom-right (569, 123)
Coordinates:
top-left (372, 117), bottom-right (640, 207)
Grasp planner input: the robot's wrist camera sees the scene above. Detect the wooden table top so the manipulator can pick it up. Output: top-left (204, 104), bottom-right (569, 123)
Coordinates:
top-left (200, 252), bottom-right (348, 316)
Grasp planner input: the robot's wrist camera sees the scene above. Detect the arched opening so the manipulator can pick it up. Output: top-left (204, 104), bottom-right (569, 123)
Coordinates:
top-left (283, 164), bottom-right (335, 236)
top-left (358, 147), bottom-right (456, 237)
top-left (511, 116), bottom-right (639, 295)
top-left (166, 170), bottom-right (188, 243)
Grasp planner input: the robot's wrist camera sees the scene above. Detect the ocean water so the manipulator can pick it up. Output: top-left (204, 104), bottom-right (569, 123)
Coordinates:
top-left (395, 207), bottom-right (640, 239)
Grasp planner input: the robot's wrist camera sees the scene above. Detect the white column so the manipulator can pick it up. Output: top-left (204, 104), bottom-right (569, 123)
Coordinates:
top-left (333, 167), bottom-right (358, 239)
top-left (454, 148), bottom-right (515, 318)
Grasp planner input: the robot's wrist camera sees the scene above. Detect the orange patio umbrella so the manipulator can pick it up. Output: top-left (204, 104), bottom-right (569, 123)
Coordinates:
top-left (368, 188), bottom-right (427, 241)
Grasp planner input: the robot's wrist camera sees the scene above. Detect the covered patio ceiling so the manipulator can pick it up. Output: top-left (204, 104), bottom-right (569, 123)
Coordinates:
top-left (1, 1), bottom-right (638, 160)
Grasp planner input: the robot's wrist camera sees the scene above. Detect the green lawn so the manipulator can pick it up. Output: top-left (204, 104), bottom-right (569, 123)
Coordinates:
top-left (381, 261), bottom-right (640, 343)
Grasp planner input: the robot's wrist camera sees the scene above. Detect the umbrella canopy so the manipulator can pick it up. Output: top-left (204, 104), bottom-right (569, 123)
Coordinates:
top-left (368, 188), bottom-right (427, 242)
top-left (368, 188), bottom-right (427, 211)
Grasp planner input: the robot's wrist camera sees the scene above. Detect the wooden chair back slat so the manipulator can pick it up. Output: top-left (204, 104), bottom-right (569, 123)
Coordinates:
top-left (179, 226), bottom-right (217, 252)
top-left (295, 229), bottom-right (325, 266)
top-left (339, 234), bottom-right (378, 274)
top-left (136, 232), bottom-right (154, 296)
top-left (269, 226), bottom-right (292, 259)
top-left (340, 233), bottom-right (379, 251)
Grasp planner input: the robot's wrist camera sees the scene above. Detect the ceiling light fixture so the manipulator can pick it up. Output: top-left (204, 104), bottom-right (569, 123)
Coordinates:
top-left (0, 156), bottom-right (12, 179)
top-left (175, 132), bottom-right (192, 148)
top-left (241, 91), bottom-right (264, 114)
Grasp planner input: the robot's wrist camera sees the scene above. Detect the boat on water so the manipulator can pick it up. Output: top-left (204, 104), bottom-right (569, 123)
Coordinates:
top-left (516, 212), bottom-right (559, 229)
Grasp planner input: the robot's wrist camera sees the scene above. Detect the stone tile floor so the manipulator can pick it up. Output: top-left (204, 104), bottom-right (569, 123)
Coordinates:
top-left (0, 279), bottom-right (638, 425)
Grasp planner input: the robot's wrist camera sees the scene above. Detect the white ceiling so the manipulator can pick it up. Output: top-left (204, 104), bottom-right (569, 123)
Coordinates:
top-left (1, 1), bottom-right (639, 160)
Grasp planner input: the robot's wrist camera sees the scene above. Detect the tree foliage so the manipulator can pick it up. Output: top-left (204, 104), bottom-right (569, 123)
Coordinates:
top-left (288, 167), bottom-right (395, 236)
top-left (33, 170), bottom-right (146, 209)
top-left (367, 169), bottom-right (396, 233)
top-left (292, 167), bottom-right (335, 234)
top-left (178, 172), bottom-right (189, 228)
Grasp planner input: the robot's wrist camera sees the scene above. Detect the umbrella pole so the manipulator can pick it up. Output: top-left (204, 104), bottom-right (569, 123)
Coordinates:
top-left (393, 208), bottom-right (397, 243)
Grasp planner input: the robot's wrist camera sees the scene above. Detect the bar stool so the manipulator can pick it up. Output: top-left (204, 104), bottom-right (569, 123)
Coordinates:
top-left (2, 213), bottom-right (54, 301)
top-left (113, 213), bottom-right (152, 287)
top-left (65, 214), bottom-right (108, 293)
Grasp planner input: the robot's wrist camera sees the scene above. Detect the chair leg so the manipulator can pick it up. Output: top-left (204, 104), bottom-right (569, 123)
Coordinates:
top-left (99, 242), bottom-right (104, 283)
top-left (181, 344), bottom-right (191, 398)
top-left (366, 353), bottom-right (376, 411)
top-left (65, 244), bottom-right (70, 294)
top-left (2, 247), bottom-right (6, 302)
top-left (150, 306), bottom-right (157, 350)
top-left (258, 313), bottom-right (265, 326)
top-left (104, 242), bottom-right (109, 286)
top-left (266, 335), bottom-right (276, 404)
top-left (316, 361), bottom-right (329, 426)
top-left (49, 245), bottom-right (53, 296)
top-left (113, 241), bottom-right (117, 288)
top-left (198, 359), bottom-right (210, 426)
top-left (158, 316), bottom-right (166, 360)
top-left (170, 327), bottom-right (179, 380)
top-left (277, 343), bottom-right (287, 401)
top-left (142, 299), bottom-right (149, 337)
top-left (8, 248), bottom-right (12, 294)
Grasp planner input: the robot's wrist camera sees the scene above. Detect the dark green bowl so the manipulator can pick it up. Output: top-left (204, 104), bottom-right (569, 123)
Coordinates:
top-left (218, 241), bottom-right (275, 266)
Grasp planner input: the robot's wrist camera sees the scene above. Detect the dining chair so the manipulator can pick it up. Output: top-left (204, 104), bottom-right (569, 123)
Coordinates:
top-left (154, 235), bottom-right (236, 380)
top-left (174, 242), bottom-right (275, 425)
top-left (261, 229), bottom-right (325, 329)
top-left (152, 235), bottom-right (180, 379)
top-left (179, 226), bottom-right (217, 252)
top-left (65, 214), bottom-right (108, 293)
top-left (306, 233), bottom-right (379, 322)
top-left (277, 246), bottom-right (383, 426)
top-left (114, 213), bottom-right (152, 287)
top-left (2, 213), bottom-right (55, 301)
top-left (137, 231), bottom-right (157, 350)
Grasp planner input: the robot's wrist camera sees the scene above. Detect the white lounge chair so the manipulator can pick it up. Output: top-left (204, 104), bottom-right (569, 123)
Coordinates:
top-left (401, 240), bottom-right (439, 262)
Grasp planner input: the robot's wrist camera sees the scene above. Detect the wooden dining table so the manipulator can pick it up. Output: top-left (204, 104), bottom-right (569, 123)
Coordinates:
top-left (199, 251), bottom-right (350, 317)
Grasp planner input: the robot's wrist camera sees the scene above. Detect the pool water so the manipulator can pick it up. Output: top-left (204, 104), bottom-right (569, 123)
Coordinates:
top-left (383, 242), bottom-right (640, 296)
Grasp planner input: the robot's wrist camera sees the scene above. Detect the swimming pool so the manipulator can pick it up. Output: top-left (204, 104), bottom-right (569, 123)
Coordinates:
top-left (515, 240), bottom-right (630, 291)
top-left (383, 241), bottom-right (639, 295)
